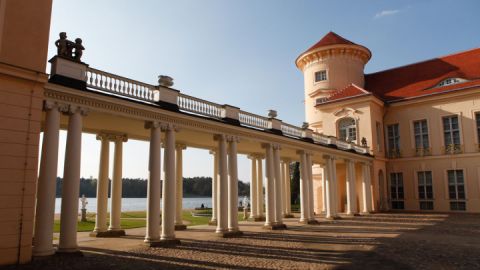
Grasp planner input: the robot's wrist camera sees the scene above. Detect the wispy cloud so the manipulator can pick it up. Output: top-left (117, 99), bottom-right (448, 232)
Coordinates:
top-left (374, 9), bottom-right (400, 19)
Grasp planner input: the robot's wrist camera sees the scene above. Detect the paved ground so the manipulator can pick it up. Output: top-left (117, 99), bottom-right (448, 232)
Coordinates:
top-left (3, 213), bottom-right (480, 270)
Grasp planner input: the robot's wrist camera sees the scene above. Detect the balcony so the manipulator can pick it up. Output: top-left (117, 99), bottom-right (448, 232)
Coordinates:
top-left (387, 148), bottom-right (401, 159)
top-left (442, 144), bottom-right (464, 155)
top-left (414, 147), bottom-right (431, 157)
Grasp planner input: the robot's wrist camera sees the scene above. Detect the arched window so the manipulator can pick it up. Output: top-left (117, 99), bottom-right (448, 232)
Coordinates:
top-left (338, 117), bottom-right (356, 142)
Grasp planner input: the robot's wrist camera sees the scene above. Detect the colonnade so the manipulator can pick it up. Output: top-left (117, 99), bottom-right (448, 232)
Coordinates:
top-left (32, 101), bottom-right (374, 256)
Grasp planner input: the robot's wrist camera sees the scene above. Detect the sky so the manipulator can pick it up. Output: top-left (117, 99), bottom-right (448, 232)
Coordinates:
top-left (45, 0), bottom-right (480, 182)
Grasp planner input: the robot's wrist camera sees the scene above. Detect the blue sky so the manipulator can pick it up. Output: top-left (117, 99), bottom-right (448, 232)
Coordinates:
top-left (46, 0), bottom-right (480, 182)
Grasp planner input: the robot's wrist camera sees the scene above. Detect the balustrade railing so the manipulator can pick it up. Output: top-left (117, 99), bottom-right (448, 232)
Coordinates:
top-left (239, 111), bottom-right (270, 130)
top-left (80, 67), bottom-right (371, 156)
top-left (281, 123), bottom-right (304, 138)
top-left (86, 68), bottom-right (157, 102)
top-left (177, 93), bottom-right (223, 118)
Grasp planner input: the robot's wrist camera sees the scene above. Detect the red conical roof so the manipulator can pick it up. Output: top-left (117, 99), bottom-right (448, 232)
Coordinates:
top-left (305, 31), bottom-right (357, 52)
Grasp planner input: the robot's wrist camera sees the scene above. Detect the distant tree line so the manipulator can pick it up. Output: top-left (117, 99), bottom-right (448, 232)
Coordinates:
top-left (55, 177), bottom-right (250, 198)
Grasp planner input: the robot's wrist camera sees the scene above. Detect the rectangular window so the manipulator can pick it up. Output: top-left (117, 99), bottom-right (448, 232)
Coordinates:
top-left (376, 122), bottom-right (382, 152)
top-left (443, 115), bottom-right (460, 149)
top-left (390, 172), bottom-right (404, 209)
top-left (413, 120), bottom-right (429, 155)
top-left (476, 112), bottom-right (480, 144)
top-left (418, 171), bottom-right (433, 210)
top-left (314, 70), bottom-right (327, 82)
top-left (448, 170), bottom-right (466, 211)
top-left (387, 124), bottom-right (400, 157)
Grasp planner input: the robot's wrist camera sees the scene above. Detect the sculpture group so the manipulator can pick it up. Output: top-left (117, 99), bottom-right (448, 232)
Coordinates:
top-left (55, 32), bottom-right (85, 62)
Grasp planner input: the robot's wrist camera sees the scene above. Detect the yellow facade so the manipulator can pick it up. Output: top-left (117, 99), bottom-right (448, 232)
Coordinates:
top-left (299, 33), bottom-right (480, 214)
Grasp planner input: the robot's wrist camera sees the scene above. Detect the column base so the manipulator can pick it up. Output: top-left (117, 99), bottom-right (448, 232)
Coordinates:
top-left (306, 219), bottom-right (320, 225)
top-left (208, 220), bottom-right (217, 226)
top-left (283, 214), bottom-right (294, 218)
top-left (174, 224), bottom-right (187, 231)
top-left (326, 215), bottom-right (341, 220)
top-left (89, 230), bottom-right (125, 237)
top-left (146, 238), bottom-right (181, 247)
top-left (217, 230), bottom-right (243, 238)
top-left (262, 223), bottom-right (287, 230)
top-left (33, 248), bottom-right (56, 257)
top-left (249, 216), bottom-right (265, 222)
top-left (360, 211), bottom-right (371, 215)
top-left (345, 212), bottom-right (361, 217)
top-left (55, 249), bottom-right (83, 256)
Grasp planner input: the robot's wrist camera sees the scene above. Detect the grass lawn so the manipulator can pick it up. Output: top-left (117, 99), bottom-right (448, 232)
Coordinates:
top-left (53, 210), bottom-right (246, 232)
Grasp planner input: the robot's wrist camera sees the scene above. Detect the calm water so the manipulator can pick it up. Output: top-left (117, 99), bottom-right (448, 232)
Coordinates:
top-left (54, 197), bottom-right (249, 214)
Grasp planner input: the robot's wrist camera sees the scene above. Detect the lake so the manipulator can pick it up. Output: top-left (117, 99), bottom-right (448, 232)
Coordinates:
top-left (54, 197), bottom-right (249, 214)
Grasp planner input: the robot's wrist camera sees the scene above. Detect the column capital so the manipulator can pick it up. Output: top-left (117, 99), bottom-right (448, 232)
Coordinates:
top-left (272, 143), bottom-right (282, 150)
top-left (261, 143), bottom-right (272, 149)
top-left (362, 161), bottom-right (373, 167)
top-left (226, 135), bottom-right (240, 143)
top-left (144, 121), bottom-right (161, 129)
top-left (64, 104), bottom-right (89, 116)
top-left (296, 149), bottom-right (306, 155)
top-left (175, 143), bottom-right (187, 150)
top-left (111, 134), bottom-right (128, 143)
top-left (247, 153), bottom-right (264, 159)
top-left (43, 100), bottom-right (69, 112)
top-left (213, 134), bottom-right (226, 142)
top-left (281, 158), bottom-right (292, 163)
top-left (323, 154), bottom-right (336, 161)
top-left (160, 122), bottom-right (179, 132)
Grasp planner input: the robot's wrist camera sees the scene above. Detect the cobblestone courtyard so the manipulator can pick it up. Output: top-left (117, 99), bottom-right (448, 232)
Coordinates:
top-left (4, 213), bottom-right (480, 270)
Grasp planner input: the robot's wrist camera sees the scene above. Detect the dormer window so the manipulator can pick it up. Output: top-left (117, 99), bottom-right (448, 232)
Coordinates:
top-left (314, 70), bottom-right (327, 82)
top-left (435, 77), bottom-right (467, 88)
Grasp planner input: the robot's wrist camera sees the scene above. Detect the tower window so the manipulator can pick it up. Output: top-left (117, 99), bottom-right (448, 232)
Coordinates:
top-left (314, 70), bottom-right (327, 82)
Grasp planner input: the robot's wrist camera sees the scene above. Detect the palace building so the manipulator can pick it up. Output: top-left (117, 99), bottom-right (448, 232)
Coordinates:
top-left (1, 0), bottom-right (479, 266)
top-left (297, 32), bottom-right (480, 214)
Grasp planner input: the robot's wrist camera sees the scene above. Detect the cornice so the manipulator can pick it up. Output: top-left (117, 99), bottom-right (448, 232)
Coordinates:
top-left (44, 83), bottom-right (373, 161)
top-left (296, 44), bottom-right (371, 71)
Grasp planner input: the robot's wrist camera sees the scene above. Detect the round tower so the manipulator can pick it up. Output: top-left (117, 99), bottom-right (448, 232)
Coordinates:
top-left (296, 32), bottom-right (371, 131)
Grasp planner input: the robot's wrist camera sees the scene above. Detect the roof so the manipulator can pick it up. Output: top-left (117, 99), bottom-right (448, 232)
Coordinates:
top-left (304, 31), bottom-right (357, 53)
top-left (317, 84), bottom-right (371, 105)
top-left (364, 48), bottom-right (480, 102)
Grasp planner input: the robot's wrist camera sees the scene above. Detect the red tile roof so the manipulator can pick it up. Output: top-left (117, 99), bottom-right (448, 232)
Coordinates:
top-left (364, 48), bottom-right (480, 102)
top-left (317, 84), bottom-right (371, 105)
top-left (304, 31), bottom-right (357, 53)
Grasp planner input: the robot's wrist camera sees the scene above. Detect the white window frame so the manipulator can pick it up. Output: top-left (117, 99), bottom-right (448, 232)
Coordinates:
top-left (386, 123), bottom-right (400, 154)
top-left (376, 121), bottom-right (382, 152)
top-left (417, 170), bottom-right (434, 200)
top-left (411, 119), bottom-right (430, 150)
top-left (337, 117), bottom-right (357, 143)
top-left (313, 69), bottom-right (328, 83)
top-left (474, 111), bottom-right (480, 145)
top-left (441, 113), bottom-right (463, 147)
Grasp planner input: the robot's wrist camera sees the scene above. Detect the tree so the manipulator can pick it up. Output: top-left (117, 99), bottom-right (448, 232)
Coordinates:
top-left (290, 162), bottom-right (300, 204)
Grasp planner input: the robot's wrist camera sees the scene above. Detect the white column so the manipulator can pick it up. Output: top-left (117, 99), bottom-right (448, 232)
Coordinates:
top-left (175, 144), bottom-right (186, 226)
top-left (109, 135), bottom-right (127, 232)
top-left (263, 144), bottom-right (275, 226)
top-left (227, 136), bottom-right (239, 232)
top-left (144, 122), bottom-right (161, 243)
top-left (345, 159), bottom-right (358, 215)
top-left (306, 153), bottom-right (315, 220)
top-left (248, 155), bottom-right (258, 219)
top-left (272, 144), bottom-right (283, 225)
top-left (215, 135), bottom-right (228, 234)
top-left (161, 124), bottom-right (177, 240)
top-left (33, 102), bottom-right (61, 256)
top-left (324, 155), bottom-right (338, 219)
top-left (209, 150), bottom-right (218, 224)
top-left (362, 162), bottom-right (373, 214)
top-left (284, 161), bottom-right (292, 216)
top-left (298, 151), bottom-right (309, 223)
top-left (93, 134), bottom-right (110, 234)
top-left (58, 106), bottom-right (86, 252)
top-left (256, 157), bottom-right (264, 218)
top-left (322, 166), bottom-right (326, 213)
